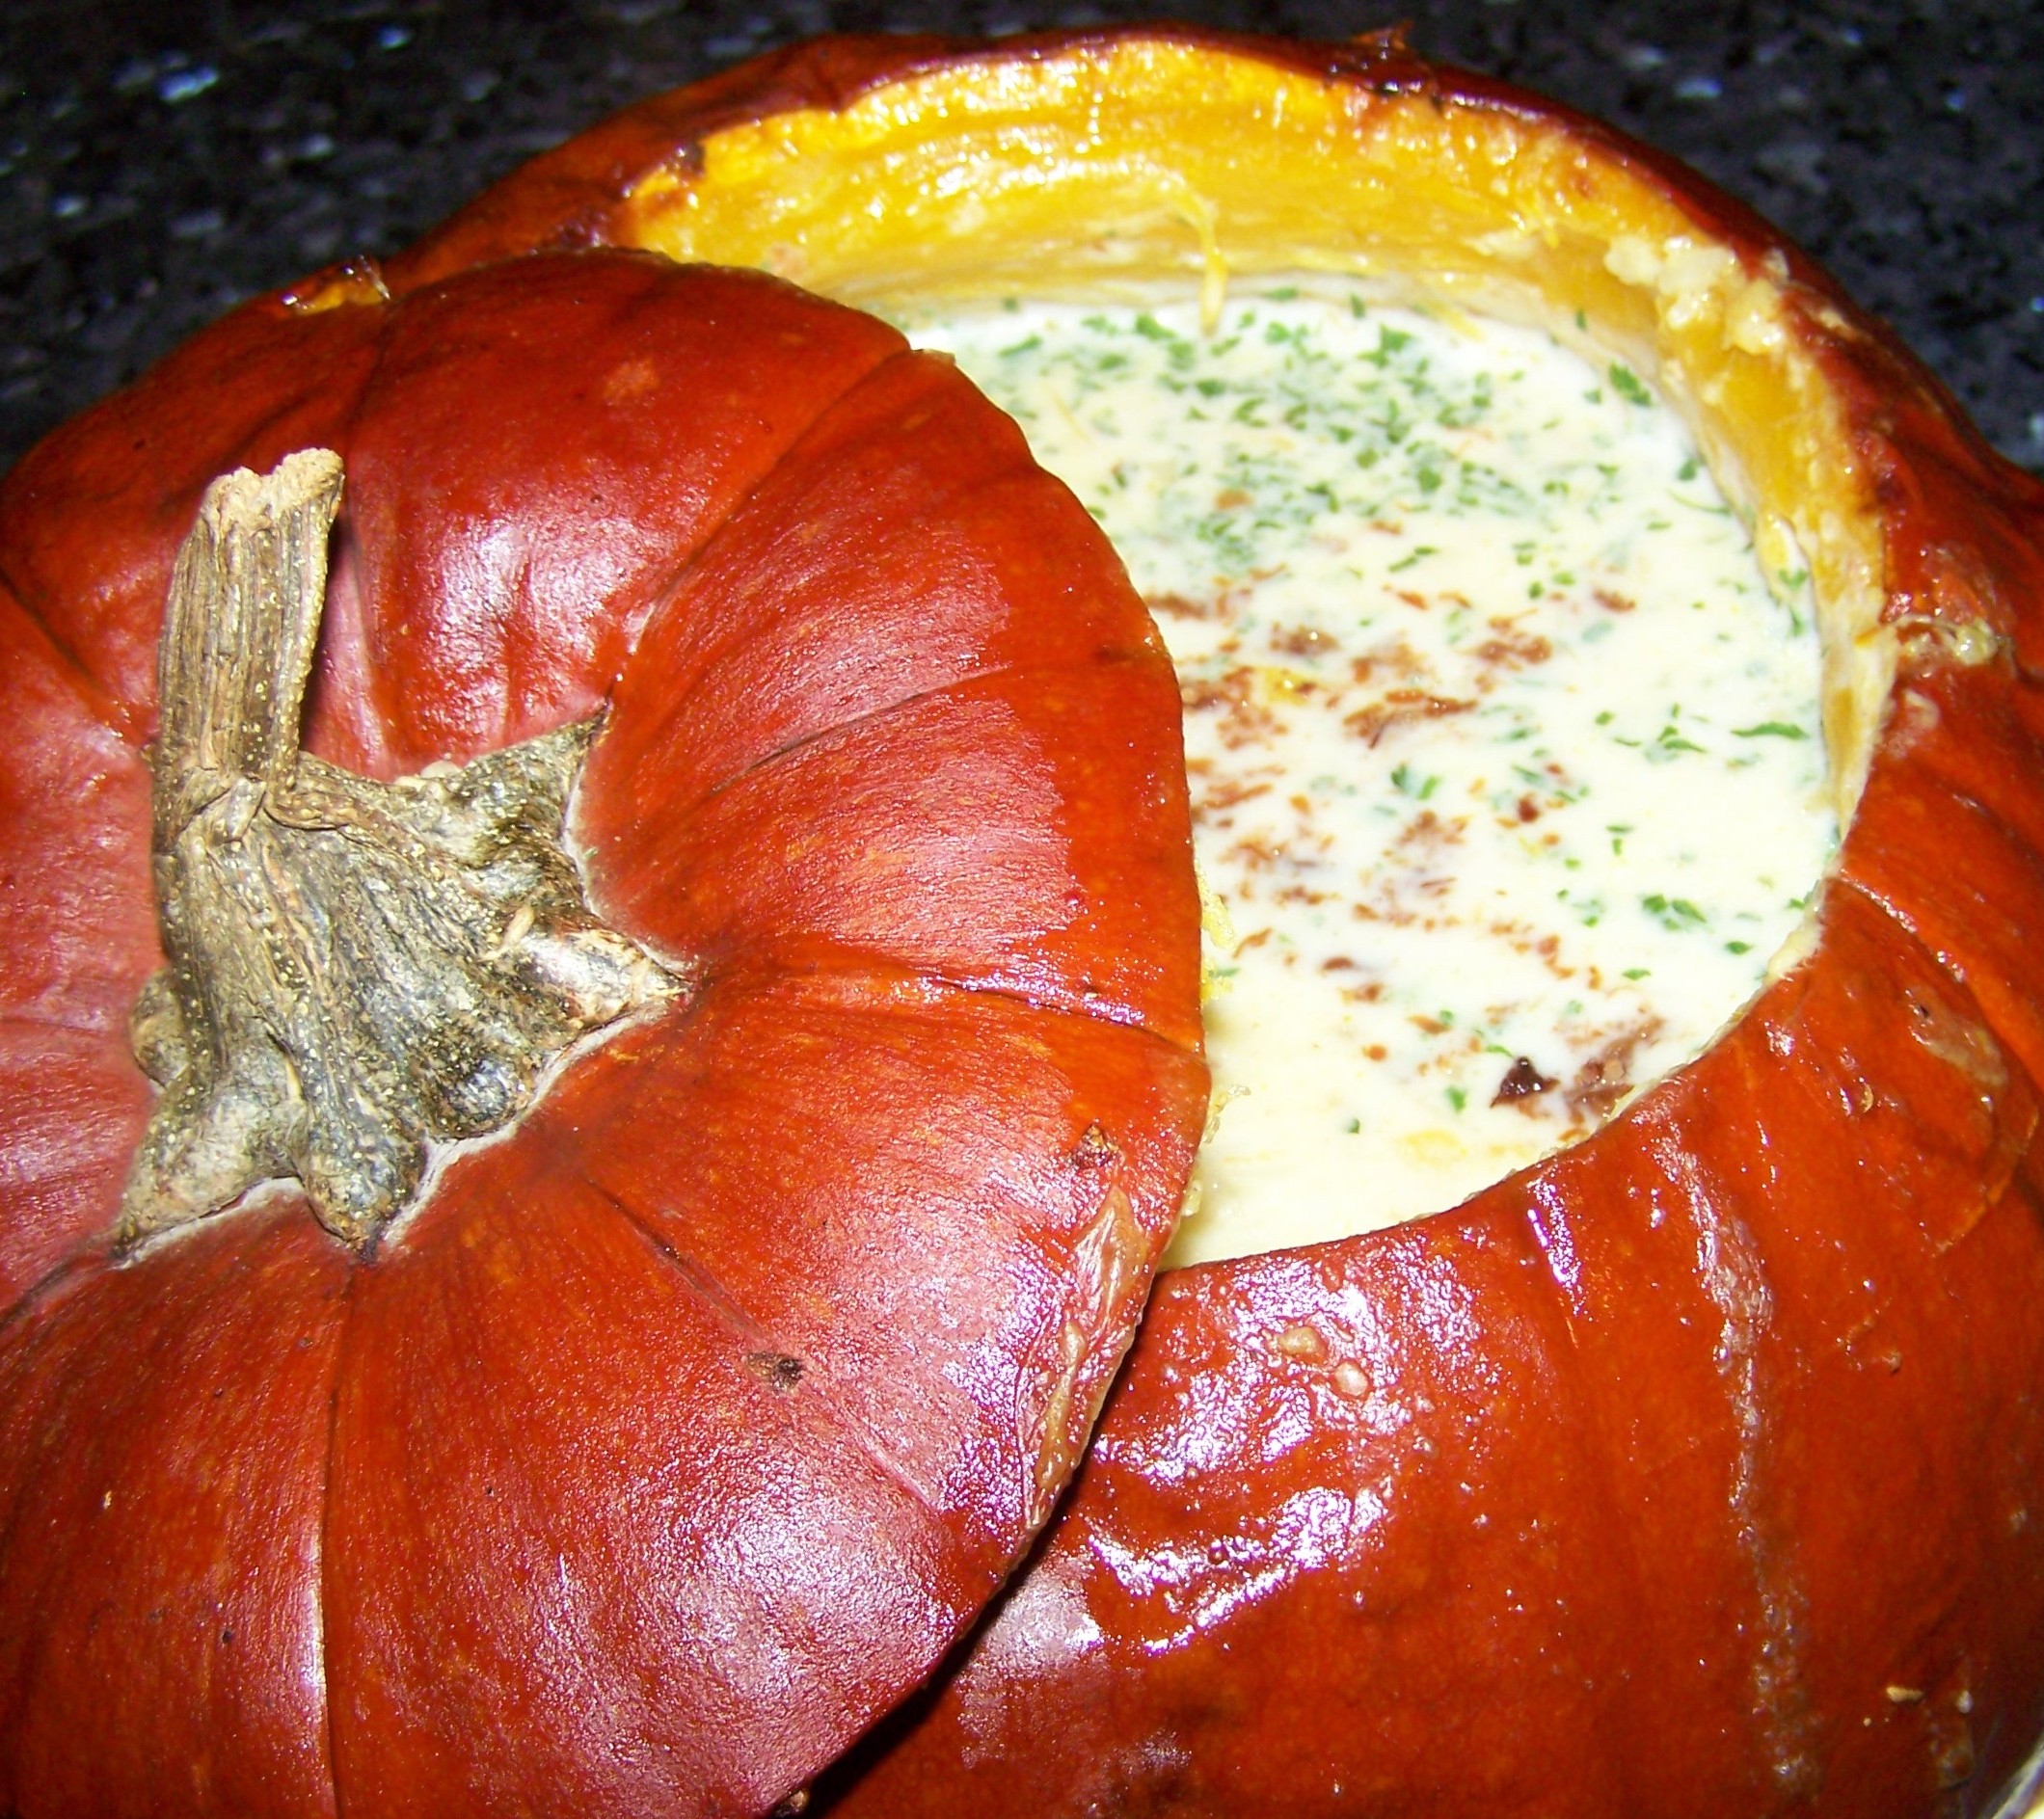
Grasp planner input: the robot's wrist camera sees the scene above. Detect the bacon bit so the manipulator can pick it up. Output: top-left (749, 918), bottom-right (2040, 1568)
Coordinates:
top-left (1347, 640), bottom-right (1429, 688)
top-left (1226, 835), bottom-right (1285, 872)
top-left (1365, 1043), bottom-right (1388, 1060)
top-left (1516, 795), bottom-right (1542, 823)
top-left (1475, 620), bottom-right (1554, 669)
top-left (1345, 983), bottom-right (1386, 1005)
top-left (1276, 884), bottom-right (1333, 906)
top-left (1394, 589), bottom-right (1431, 611)
top-left (1182, 666), bottom-right (1278, 749)
top-left (1345, 689), bottom-right (1476, 745)
top-left (1410, 1013), bottom-right (1450, 1035)
top-left (1492, 1056), bottom-right (1558, 1108)
top-left (1197, 776), bottom-right (1274, 812)
top-left (1395, 809), bottom-right (1466, 851)
top-left (1235, 928), bottom-right (1275, 954)
top-left (1567, 1018), bottom-right (1664, 1122)
top-left (1215, 487), bottom-right (1252, 510)
top-left (1320, 956), bottom-right (1358, 972)
top-left (1270, 623), bottom-right (1337, 657)
top-left (1594, 588), bottom-right (1636, 613)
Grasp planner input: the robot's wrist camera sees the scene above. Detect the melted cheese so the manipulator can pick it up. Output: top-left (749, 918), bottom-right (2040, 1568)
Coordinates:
top-left (904, 286), bottom-right (1835, 1267)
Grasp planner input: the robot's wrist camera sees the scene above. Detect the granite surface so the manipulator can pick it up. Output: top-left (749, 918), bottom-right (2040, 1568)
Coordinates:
top-left (2, 0), bottom-right (2039, 476)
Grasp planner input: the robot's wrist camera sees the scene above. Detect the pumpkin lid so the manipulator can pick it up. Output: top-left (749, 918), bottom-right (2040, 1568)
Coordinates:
top-left (0, 248), bottom-right (1206, 1814)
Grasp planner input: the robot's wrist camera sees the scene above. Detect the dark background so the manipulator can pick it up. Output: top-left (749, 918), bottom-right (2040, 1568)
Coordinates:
top-left (3, 0), bottom-right (2039, 477)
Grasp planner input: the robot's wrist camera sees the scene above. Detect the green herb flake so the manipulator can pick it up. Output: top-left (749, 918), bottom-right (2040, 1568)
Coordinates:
top-left (1609, 363), bottom-right (1654, 406)
top-left (1643, 894), bottom-right (1708, 930)
top-left (1734, 721), bottom-right (1808, 739)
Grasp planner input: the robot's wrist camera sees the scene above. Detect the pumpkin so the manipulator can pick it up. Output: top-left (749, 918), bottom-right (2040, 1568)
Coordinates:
top-left (375, 24), bottom-right (2044, 1818)
top-left (0, 249), bottom-right (1207, 1812)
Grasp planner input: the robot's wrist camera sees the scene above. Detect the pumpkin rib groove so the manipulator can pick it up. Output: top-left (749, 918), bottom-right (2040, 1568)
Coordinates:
top-left (1831, 869), bottom-right (2044, 1116)
top-left (1836, 672), bottom-right (2044, 1104)
top-left (687, 949), bottom-right (1202, 1054)
top-left (586, 1172), bottom-right (959, 1539)
top-left (1508, 1126), bottom-right (1811, 1814)
top-left (0, 1031), bottom-right (147, 1310)
top-left (329, 255), bottom-right (909, 773)
top-left (611, 646), bottom-right (1159, 838)
top-left (314, 1260), bottom-right (362, 1819)
top-left (584, 586), bottom-right (1145, 835)
top-left (833, 963), bottom-right (1197, 1054)
top-left (0, 1002), bottom-right (136, 1045)
top-left (0, 575), bottom-right (133, 751)
top-left (0, 1207), bottom-right (348, 1812)
top-left (309, 297), bottom-right (406, 763)
top-left (584, 651), bottom-right (1197, 1046)
top-left (0, 547), bottom-right (152, 739)
top-left (1504, 1223), bottom-right (1691, 1813)
top-left (0, 1254), bottom-right (125, 1782)
top-left (1678, 897), bottom-right (2044, 1803)
top-left (583, 341), bottom-right (1157, 835)
top-left (578, 338), bottom-right (938, 720)
top-left (513, 964), bottom-right (1204, 1599)
top-left (0, 293), bottom-right (391, 748)
top-left (0, 1246), bottom-right (102, 1396)
top-left (625, 645), bottom-right (1170, 855)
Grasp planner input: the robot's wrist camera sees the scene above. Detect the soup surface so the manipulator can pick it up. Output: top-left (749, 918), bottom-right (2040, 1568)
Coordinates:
top-left (904, 287), bottom-right (1835, 1267)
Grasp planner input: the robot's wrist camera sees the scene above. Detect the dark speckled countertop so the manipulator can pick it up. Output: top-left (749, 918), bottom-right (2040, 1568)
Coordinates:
top-left (2, 0), bottom-right (2039, 476)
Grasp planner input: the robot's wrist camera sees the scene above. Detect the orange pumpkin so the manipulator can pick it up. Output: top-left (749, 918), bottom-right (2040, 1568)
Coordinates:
top-left (0, 248), bottom-right (1205, 1811)
top-left (376, 25), bottom-right (2044, 1817)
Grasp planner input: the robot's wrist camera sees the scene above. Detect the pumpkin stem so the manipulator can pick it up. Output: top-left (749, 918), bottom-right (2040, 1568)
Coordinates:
top-left (119, 449), bottom-right (678, 1252)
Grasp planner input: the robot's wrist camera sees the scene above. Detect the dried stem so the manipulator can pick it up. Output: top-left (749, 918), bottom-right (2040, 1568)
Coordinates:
top-left (121, 449), bottom-right (676, 1250)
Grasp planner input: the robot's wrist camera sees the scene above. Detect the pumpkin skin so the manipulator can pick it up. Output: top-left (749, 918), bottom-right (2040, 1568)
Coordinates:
top-left (0, 250), bottom-right (1207, 1814)
top-left (383, 26), bottom-right (2044, 1819)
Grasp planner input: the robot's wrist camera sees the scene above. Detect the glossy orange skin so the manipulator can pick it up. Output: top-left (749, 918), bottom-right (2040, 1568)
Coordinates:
top-left (384, 26), bottom-right (2044, 1819)
top-left (0, 251), bottom-right (1206, 1813)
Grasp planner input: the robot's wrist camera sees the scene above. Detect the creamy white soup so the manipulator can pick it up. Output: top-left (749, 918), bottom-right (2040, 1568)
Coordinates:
top-left (904, 288), bottom-right (1836, 1268)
